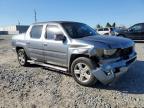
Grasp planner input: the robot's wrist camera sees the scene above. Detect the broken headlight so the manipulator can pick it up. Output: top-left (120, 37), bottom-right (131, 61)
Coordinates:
top-left (104, 49), bottom-right (117, 56)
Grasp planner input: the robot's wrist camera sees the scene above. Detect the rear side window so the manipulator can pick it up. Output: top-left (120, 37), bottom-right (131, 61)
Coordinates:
top-left (142, 24), bottom-right (144, 30)
top-left (98, 29), bottom-right (103, 31)
top-left (46, 25), bottom-right (63, 40)
top-left (110, 28), bottom-right (113, 31)
top-left (30, 25), bottom-right (43, 39)
top-left (103, 28), bottom-right (109, 31)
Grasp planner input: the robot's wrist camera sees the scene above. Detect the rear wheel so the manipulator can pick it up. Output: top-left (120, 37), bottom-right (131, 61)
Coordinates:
top-left (17, 49), bottom-right (29, 66)
top-left (104, 33), bottom-right (109, 36)
top-left (118, 34), bottom-right (126, 37)
top-left (71, 57), bottom-right (97, 86)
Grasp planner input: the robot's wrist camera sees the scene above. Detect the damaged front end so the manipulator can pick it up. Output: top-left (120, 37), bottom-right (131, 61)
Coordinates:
top-left (69, 36), bottom-right (137, 85)
top-left (92, 51), bottom-right (137, 85)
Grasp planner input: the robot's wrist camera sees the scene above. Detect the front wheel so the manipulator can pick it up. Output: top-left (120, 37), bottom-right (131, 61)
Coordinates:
top-left (71, 57), bottom-right (97, 86)
top-left (17, 49), bottom-right (29, 66)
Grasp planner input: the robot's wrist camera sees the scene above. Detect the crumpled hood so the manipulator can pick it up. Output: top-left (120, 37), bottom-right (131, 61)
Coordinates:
top-left (79, 35), bottom-right (134, 49)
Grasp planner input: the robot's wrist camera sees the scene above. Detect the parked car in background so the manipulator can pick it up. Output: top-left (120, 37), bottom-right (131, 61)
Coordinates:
top-left (117, 23), bottom-right (144, 40)
top-left (12, 21), bottom-right (136, 86)
top-left (96, 27), bottom-right (115, 36)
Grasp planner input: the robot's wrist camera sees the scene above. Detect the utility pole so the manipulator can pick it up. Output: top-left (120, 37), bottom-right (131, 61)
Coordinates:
top-left (34, 9), bottom-right (37, 23)
top-left (18, 20), bottom-right (20, 25)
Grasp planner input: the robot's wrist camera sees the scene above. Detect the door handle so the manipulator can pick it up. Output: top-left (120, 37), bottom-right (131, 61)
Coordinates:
top-left (44, 43), bottom-right (47, 46)
top-left (26, 42), bottom-right (30, 45)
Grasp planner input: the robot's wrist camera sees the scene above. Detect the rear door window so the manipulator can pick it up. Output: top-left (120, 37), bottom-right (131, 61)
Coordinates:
top-left (30, 25), bottom-right (43, 39)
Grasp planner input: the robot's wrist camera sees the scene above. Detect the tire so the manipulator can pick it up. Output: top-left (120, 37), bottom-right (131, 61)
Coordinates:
top-left (104, 33), bottom-right (109, 36)
top-left (118, 34), bottom-right (125, 37)
top-left (71, 57), bottom-right (97, 86)
top-left (17, 49), bottom-right (29, 66)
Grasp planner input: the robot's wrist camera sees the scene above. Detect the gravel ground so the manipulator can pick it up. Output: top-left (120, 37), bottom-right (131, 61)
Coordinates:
top-left (0, 35), bottom-right (144, 108)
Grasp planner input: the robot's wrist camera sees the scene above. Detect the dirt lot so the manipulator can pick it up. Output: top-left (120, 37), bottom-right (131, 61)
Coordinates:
top-left (0, 35), bottom-right (144, 108)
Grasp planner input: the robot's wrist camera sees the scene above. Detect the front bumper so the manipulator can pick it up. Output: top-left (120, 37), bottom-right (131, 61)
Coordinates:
top-left (92, 52), bottom-right (137, 85)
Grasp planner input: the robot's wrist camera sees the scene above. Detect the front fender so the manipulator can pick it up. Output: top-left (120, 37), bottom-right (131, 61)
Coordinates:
top-left (67, 44), bottom-right (97, 71)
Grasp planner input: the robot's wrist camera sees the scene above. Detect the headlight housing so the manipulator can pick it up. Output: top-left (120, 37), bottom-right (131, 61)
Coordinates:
top-left (96, 49), bottom-right (117, 57)
top-left (104, 49), bottom-right (117, 56)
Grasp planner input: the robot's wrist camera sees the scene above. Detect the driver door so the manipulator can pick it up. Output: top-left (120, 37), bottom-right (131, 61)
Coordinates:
top-left (43, 24), bottom-right (68, 67)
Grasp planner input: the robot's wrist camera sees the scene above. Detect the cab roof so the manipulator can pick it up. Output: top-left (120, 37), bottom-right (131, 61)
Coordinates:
top-left (33, 21), bottom-right (81, 25)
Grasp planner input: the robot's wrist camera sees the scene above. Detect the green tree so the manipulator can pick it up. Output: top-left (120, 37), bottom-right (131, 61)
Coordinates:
top-left (106, 22), bottom-right (111, 28)
top-left (96, 24), bottom-right (101, 29)
top-left (112, 22), bottom-right (116, 28)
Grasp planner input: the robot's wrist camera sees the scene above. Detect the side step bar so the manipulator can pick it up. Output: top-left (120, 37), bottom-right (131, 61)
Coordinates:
top-left (27, 60), bottom-right (67, 72)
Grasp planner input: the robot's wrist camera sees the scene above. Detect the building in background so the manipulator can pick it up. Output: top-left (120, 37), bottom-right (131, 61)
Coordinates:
top-left (0, 25), bottom-right (29, 35)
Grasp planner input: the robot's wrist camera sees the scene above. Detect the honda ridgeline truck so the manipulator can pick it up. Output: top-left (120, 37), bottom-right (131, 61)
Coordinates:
top-left (12, 21), bottom-right (137, 86)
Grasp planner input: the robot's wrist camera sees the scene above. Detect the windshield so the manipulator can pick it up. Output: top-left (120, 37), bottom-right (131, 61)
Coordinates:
top-left (61, 22), bottom-right (97, 39)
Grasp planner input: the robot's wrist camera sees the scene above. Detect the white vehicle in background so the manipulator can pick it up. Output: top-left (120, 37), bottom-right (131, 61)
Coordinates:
top-left (96, 27), bottom-right (115, 36)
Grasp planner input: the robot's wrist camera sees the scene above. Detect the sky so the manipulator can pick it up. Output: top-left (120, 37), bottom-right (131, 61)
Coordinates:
top-left (0, 0), bottom-right (144, 27)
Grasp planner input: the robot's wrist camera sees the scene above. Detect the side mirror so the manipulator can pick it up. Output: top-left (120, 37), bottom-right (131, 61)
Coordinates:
top-left (55, 34), bottom-right (66, 42)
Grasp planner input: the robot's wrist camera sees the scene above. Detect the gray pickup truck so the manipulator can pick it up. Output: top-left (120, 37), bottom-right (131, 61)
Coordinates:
top-left (12, 21), bottom-right (137, 86)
